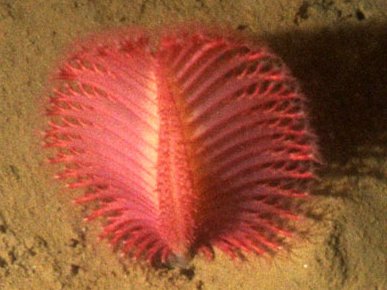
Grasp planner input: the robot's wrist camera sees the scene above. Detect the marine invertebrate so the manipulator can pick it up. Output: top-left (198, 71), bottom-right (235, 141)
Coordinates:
top-left (44, 26), bottom-right (319, 266)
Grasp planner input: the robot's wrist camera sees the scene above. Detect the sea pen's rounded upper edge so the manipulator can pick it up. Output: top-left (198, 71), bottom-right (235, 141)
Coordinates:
top-left (156, 22), bottom-right (266, 51)
top-left (50, 27), bottom-right (152, 77)
top-left (62, 26), bottom-right (151, 55)
top-left (48, 23), bottom-right (265, 78)
top-left (40, 27), bottom-right (152, 105)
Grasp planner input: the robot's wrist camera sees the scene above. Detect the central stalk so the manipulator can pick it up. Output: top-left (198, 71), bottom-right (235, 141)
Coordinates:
top-left (156, 72), bottom-right (196, 260)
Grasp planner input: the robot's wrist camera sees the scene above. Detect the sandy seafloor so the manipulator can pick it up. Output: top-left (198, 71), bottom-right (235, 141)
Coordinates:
top-left (0, 1), bottom-right (386, 289)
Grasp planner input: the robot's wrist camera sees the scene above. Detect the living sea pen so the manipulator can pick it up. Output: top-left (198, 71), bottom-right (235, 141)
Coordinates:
top-left (44, 26), bottom-right (320, 267)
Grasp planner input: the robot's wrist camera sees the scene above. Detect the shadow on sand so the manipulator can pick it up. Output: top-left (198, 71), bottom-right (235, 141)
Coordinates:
top-left (265, 21), bottom-right (386, 181)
